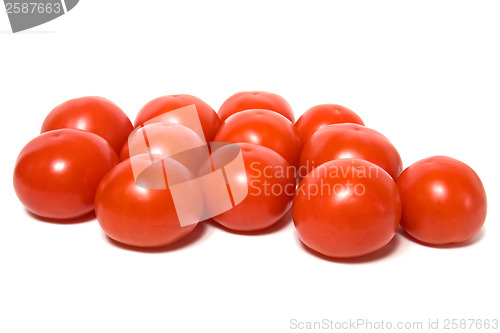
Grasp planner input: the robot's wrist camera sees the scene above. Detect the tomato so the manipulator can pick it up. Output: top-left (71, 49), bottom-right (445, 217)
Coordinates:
top-left (134, 94), bottom-right (221, 143)
top-left (293, 159), bottom-right (401, 258)
top-left (295, 104), bottom-right (365, 143)
top-left (299, 123), bottom-right (402, 180)
top-left (41, 96), bottom-right (134, 155)
top-left (214, 109), bottom-right (302, 167)
top-left (210, 143), bottom-right (296, 231)
top-left (218, 91), bottom-right (295, 123)
top-left (119, 123), bottom-right (207, 173)
top-left (396, 156), bottom-right (487, 245)
top-left (13, 129), bottom-right (119, 220)
top-left (95, 154), bottom-right (202, 248)
top-left (119, 141), bottom-right (130, 161)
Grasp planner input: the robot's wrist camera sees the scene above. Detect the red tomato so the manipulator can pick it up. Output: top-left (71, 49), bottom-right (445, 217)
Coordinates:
top-left (134, 94), bottom-right (221, 143)
top-left (13, 129), bottom-right (119, 220)
top-left (95, 154), bottom-right (202, 248)
top-left (119, 141), bottom-right (130, 161)
top-left (299, 123), bottom-right (402, 180)
top-left (119, 123), bottom-right (207, 173)
top-left (218, 91), bottom-right (295, 123)
top-left (396, 156), bottom-right (487, 245)
top-left (41, 96), bottom-right (133, 155)
top-left (293, 159), bottom-right (401, 258)
top-left (214, 109), bottom-right (302, 167)
top-left (295, 104), bottom-right (365, 143)
top-left (210, 143), bottom-right (296, 231)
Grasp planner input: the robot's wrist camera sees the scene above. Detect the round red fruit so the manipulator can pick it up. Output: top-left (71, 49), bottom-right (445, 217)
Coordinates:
top-left (95, 154), bottom-right (202, 248)
top-left (41, 96), bottom-right (133, 155)
top-left (214, 109), bottom-right (302, 167)
top-left (134, 94), bottom-right (221, 143)
top-left (299, 123), bottom-right (402, 180)
top-left (210, 143), bottom-right (296, 232)
top-left (293, 159), bottom-right (401, 258)
top-left (218, 91), bottom-right (295, 123)
top-left (397, 156), bottom-right (487, 245)
top-left (14, 129), bottom-right (119, 219)
top-left (295, 104), bottom-right (364, 143)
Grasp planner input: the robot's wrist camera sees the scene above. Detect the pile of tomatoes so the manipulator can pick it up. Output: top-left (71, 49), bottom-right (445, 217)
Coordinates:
top-left (13, 92), bottom-right (488, 258)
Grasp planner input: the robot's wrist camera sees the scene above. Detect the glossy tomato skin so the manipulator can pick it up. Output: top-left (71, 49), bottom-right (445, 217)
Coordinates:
top-left (13, 129), bottom-right (119, 220)
top-left (95, 154), bottom-right (202, 248)
top-left (397, 156), bottom-right (487, 245)
top-left (293, 159), bottom-right (401, 258)
top-left (41, 96), bottom-right (133, 155)
top-left (214, 109), bottom-right (302, 167)
top-left (211, 143), bottom-right (296, 231)
top-left (295, 104), bottom-right (365, 143)
top-left (218, 91), bottom-right (295, 123)
top-left (299, 123), bottom-right (402, 180)
top-left (119, 141), bottom-right (130, 161)
top-left (134, 94), bottom-right (221, 143)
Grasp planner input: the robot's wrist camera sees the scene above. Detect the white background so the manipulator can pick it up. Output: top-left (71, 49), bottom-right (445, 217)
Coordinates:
top-left (1, 1), bottom-right (499, 332)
